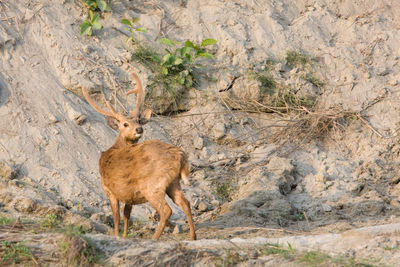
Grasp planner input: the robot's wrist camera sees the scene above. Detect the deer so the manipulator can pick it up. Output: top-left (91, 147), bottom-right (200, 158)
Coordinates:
top-left (82, 73), bottom-right (196, 240)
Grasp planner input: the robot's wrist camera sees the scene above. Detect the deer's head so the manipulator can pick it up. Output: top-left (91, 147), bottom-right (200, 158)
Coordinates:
top-left (82, 73), bottom-right (152, 145)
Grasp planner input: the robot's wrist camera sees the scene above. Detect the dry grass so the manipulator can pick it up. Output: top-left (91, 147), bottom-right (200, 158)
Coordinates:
top-left (273, 105), bottom-right (357, 145)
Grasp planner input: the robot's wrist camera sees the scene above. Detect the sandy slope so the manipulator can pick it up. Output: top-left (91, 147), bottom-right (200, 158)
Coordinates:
top-left (1, 0), bottom-right (400, 265)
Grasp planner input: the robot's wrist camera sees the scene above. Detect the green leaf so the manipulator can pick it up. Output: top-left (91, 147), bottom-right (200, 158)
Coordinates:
top-left (152, 55), bottom-right (161, 63)
top-left (198, 52), bottom-right (214, 59)
top-left (162, 66), bottom-right (169, 75)
top-left (180, 46), bottom-right (191, 57)
top-left (135, 28), bottom-right (147, 32)
top-left (121, 19), bottom-right (132, 26)
top-left (90, 12), bottom-right (101, 25)
top-left (184, 40), bottom-right (195, 48)
top-left (184, 53), bottom-right (193, 62)
top-left (80, 21), bottom-right (93, 36)
top-left (185, 76), bottom-right (193, 88)
top-left (201, 38), bottom-right (217, 47)
top-left (126, 37), bottom-right (132, 43)
top-left (177, 75), bottom-right (185, 85)
top-left (92, 12), bottom-right (100, 22)
top-left (132, 17), bottom-right (140, 23)
top-left (173, 57), bottom-right (183, 65)
top-left (92, 19), bottom-right (103, 30)
top-left (162, 53), bottom-right (171, 64)
top-left (105, 4), bottom-right (112, 11)
top-left (96, 0), bottom-right (109, 12)
top-left (83, 0), bottom-right (95, 8)
top-left (159, 38), bottom-right (174, 47)
top-left (88, 10), bottom-right (95, 20)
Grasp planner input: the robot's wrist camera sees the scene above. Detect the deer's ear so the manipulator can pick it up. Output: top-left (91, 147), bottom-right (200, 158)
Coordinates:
top-left (106, 116), bottom-right (119, 130)
top-left (139, 109), bottom-right (152, 125)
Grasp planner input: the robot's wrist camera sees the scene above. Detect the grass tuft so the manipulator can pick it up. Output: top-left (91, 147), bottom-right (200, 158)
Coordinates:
top-left (0, 241), bottom-right (35, 265)
top-left (0, 216), bottom-right (16, 225)
top-left (285, 51), bottom-right (311, 68)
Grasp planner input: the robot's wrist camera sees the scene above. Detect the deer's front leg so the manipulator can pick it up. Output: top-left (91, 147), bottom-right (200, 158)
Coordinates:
top-left (109, 194), bottom-right (120, 236)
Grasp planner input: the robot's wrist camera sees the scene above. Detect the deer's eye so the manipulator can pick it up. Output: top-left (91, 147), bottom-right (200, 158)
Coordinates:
top-left (123, 123), bottom-right (129, 127)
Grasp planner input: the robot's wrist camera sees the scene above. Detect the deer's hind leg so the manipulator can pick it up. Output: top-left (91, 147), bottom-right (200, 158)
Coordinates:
top-left (167, 180), bottom-right (196, 240)
top-left (145, 190), bottom-right (172, 240)
top-left (122, 204), bottom-right (132, 238)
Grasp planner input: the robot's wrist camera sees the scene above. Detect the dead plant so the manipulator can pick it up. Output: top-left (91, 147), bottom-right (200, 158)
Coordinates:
top-left (273, 105), bottom-right (357, 145)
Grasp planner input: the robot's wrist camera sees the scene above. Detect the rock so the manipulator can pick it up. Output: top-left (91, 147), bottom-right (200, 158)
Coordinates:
top-left (251, 145), bottom-right (278, 164)
top-left (211, 200), bottom-right (220, 207)
top-left (322, 204), bottom-right (333, 212)
top-left (193, 135), bottom-right (204, 149)
top-left (266, 156), bottom-right (294, 177)
top-left (173, 224), bottom-right (183, 234)
top-left (212, 191), bottom-right (292, 228)
top-left (14, 197), bottom-right (38, 213)
top-left (73, 114), bottom-right (87, 125)
top-left (218, 75), bottom-right (262, 110)
top-left (63, 212), bottom-right (93, 231)
top-left (0, 161), bottom-right (16, 180)
top-left (197, 201), bottom-right (210, 212)
top-left (212, 122), bottom-right (226, 139)
top-left (90, 212), bottom-right (112, 225)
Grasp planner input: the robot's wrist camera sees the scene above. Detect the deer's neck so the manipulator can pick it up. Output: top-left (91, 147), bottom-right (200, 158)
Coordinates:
top-left (112, 133), bottom-right (138, 149)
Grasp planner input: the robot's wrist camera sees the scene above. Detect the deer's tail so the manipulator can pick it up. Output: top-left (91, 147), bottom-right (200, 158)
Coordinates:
top-left (180, 154), bottom-right (190, 185)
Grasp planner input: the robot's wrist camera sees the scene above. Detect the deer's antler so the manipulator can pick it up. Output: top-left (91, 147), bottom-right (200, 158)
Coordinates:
top-left (126, 72), bottom-right (144, 120)
top-left (82, 87), bottom-right (124, 122)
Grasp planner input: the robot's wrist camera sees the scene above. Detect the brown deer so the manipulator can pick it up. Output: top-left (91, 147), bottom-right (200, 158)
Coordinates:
top-left (82, 73), bottom-right (196, 240)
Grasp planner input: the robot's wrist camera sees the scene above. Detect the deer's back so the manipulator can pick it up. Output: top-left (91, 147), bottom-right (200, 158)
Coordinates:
top-left (99, 140), bottom-right (187, 204)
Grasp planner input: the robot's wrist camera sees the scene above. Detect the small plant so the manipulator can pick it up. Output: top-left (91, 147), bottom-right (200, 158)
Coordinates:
top-left (1, 241), bottom-right (34, 265)
top-left (40, 213), bottom-right (60, 229)
top-left (260, 243), bottom-right (294, 260)
top-left (298, 250), bottom-right (330, 266)
top-left (79, 0), bottom-right (110, 36)
top-left (214, 250), bottom-right (245, 267)
top-left (286, 51), bottom-right (311, 68)
top-left (60, 224), bottom-right (88, 236)
top-left (304, 74), bottom-right (324, 88)
top-left (212, 179), bottom-right (234, 202)
top-left (131, 45), bottom-right (160, 70)
top-left (295, 212), bottom-right (305, 221)
top-left (158, 37), bottom-right (217, 88)
top-left (0, 215), bottom-right (16, 225)
top-left (252, 70), bottom-right (276, 94)
top-left (121, 17), bottom-right (147, 43)
top-left (82, 0), bottom-right (111, 12)
top-left (127, 219), bottom-right (153, 238)
top-left (80, 10), bottom-right (103, 36)
top-left (259, 243), bottom-right (378, 266)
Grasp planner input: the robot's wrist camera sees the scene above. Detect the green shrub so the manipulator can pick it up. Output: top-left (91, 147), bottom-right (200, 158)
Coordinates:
top-left (131, 38), bottom-right (217, 113)
top-left (40, 214), bottom-right (60, 229)
top-left (157, 37), bottom-right (217, 88)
